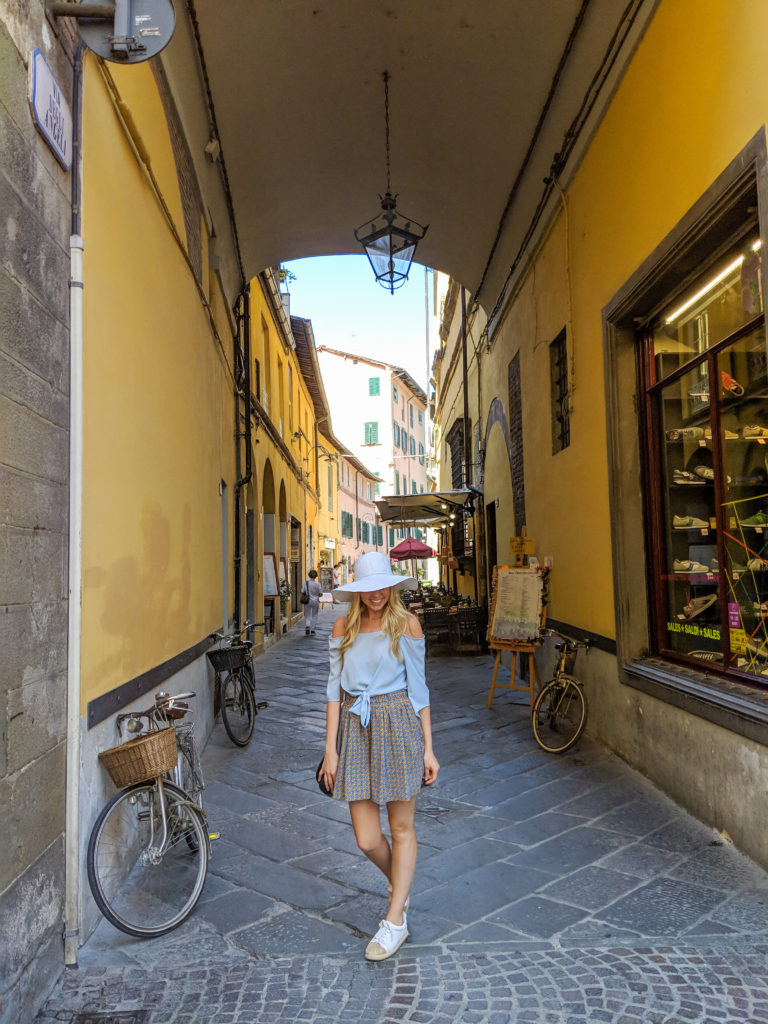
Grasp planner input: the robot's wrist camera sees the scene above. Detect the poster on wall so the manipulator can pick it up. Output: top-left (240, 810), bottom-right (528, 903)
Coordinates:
top-left (263, 554), bottom-right (279, 596)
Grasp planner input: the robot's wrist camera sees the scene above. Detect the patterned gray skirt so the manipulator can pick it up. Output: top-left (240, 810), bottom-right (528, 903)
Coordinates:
top-left (334, 690), bottom-right (425, 804)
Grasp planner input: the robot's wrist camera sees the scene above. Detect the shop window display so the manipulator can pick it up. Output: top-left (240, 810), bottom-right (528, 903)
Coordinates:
top-left (647, 233), bottom-right (768, 683)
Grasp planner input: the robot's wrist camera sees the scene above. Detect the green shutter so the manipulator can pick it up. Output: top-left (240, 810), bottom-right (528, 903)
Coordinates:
top-left (369, 376), bottom-right (380, 396)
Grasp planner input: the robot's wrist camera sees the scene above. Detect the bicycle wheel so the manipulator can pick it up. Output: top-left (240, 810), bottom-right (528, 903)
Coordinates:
top-left (532, 675), bottom-right (587, 754)
top-left (87, 781), bottom-right (208, 938)
top-left (221, 669), bottom-right (256, 746)
top-left (175, 724), bottom-right (204, 808)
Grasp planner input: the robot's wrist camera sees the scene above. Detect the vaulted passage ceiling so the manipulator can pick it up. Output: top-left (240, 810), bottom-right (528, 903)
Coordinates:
top-left (181, 0), bottom-right (655, 311)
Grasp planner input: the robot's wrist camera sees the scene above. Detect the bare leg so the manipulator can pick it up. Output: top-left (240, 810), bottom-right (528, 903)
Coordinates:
top-left (349, 800), bottom-right (392, 879)
top-left (385, 797), bottom-right (417, 926)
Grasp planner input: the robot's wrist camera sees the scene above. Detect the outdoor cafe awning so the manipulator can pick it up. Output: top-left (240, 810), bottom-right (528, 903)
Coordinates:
top-left (375, 489), bottom-right (477, 526)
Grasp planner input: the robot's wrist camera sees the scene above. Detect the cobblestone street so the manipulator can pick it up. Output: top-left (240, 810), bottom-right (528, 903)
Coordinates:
top-left (36, 611), bottom-right (768, 1023)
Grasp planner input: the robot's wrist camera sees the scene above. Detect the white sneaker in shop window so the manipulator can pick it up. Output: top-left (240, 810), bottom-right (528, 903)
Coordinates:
top-left (673, 514), bottom-right (709, 529)
top-left (673, 559), bottom-right (710, 573)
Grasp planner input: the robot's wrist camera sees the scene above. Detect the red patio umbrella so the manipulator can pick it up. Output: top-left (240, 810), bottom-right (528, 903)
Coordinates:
top-left (389, 537), bottom-right (434, 560)
top-left (389, 537), bottom-right (434, 586)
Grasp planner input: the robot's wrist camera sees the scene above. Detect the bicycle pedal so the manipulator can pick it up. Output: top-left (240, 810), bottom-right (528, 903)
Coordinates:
top-left (257, 702), bottom-right (268, 709)
top-left (208, 832), bottom-right (221, 841)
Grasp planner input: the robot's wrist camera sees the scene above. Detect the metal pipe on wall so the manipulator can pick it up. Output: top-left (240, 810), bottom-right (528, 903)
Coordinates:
top-left (64, 41), bottom-right (85, 969)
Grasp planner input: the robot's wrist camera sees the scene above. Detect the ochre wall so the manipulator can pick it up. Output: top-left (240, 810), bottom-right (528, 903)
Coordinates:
top-left (80, 59), bottom-right (236, 708)
top-left (476, 0), bottom-right (768, 640)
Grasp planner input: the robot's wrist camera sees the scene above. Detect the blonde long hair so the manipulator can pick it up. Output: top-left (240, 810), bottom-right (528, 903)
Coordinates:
top-left (339, 589), bottom-right (410, 660)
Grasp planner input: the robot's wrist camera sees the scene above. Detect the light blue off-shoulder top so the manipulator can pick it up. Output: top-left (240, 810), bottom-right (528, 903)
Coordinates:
top-left (327, 632), bottom-right (429, 727)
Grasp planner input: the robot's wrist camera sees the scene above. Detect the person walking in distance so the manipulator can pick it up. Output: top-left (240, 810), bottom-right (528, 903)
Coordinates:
top-left (302, 569), bottom-right (323, 636)
top-left (319, 551), bottom-right (439, 961)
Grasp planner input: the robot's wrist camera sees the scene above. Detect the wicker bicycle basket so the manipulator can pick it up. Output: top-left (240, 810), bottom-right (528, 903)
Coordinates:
top-left (206, 644), bottom-right (248, 672)
top-left (98, 726), bottom-right (178, 788)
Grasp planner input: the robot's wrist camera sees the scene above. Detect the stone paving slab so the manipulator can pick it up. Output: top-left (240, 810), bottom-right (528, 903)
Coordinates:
top-left (35, 610), bottom-right (768, 1023)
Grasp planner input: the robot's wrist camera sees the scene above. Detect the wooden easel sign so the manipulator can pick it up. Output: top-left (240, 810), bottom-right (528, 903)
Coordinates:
top-left (487, 566), bottom-right (546, 645)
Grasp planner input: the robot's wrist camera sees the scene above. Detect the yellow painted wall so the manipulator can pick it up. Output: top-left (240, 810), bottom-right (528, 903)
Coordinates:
top-left (452, 0), bottom-right (768, 640)
top-left (80, 58), bottom-right (236, 707)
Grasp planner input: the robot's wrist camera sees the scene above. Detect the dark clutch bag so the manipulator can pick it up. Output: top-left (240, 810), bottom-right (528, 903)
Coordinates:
top-left (316, 757), bottom-right (333, 796)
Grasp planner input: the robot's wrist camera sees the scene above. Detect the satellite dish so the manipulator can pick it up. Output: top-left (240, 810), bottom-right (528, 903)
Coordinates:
top-left (78, 0), bottom-right (176, 64)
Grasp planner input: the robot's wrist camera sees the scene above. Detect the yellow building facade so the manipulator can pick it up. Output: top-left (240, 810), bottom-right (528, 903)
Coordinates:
top-left (434, 0), bottom-right (768, 867)
top-left (76, 53), bottom-right (326, 941)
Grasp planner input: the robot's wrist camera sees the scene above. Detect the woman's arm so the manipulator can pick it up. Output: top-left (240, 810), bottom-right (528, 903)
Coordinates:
top-left (321, 614), bottom-right (347, 791)
top-left (403, 613), bottom-right (439, 783)
top-left (321, 699), bottom-right (341, 791)
top-left (419, 706), bottom-right (440, 784)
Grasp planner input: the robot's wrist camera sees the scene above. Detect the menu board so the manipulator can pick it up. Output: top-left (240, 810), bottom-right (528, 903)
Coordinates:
top-left (488, 567), bottom-right (546, 644)
top-left (263, 553), bottom-right (279, 597)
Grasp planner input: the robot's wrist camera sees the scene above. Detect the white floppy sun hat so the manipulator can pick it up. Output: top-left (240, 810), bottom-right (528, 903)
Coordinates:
top-left (333, 551), bottom-right (417, 602)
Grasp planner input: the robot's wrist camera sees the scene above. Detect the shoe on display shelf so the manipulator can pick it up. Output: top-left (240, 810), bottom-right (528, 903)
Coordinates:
top-left (682, 594), bottom-right (718, 619)
top-left (742, 425), bottom-right (768, 438)
top-left (694, 465), bottom-right (731, 483)
top-left (705, 427), bottom-right (740, 440)
top-left (689, 650), bottom-right (723, 662)
top-left (747, 557), bottom-right (768, 571)
top-left (672, 469), bottom-right (704, 485)
top-left (753, 601), bottom-right (768, 614)
top-left (709, 558), bottom-right (719, 571)
top-left (741, 510), bottom-right (768, 527)
top-left (720, 370), bottom-right (744, 396)
top-left (673, 514), bottom-right (710, 529)
top-left (673, 559), bottom-right (711, 573)
top-left (666, 427), bottom-right (705, 441)
top-left (734, 467), bottom-right (768, 485)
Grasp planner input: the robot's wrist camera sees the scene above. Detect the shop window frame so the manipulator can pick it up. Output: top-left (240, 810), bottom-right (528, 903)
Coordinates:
top-left (602, 129), bottom-right (768, 745)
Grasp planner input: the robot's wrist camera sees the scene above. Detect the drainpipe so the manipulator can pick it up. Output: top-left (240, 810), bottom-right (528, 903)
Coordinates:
top-left (460, 287), bottom-right (479, 604)
top-left (64, 41), bottom-right (85, 968)
top-left (233, 286), bottom-right (252, 629)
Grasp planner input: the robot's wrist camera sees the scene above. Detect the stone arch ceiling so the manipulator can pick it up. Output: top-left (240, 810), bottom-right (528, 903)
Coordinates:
top-left (173, 0), bottom-right (656, 310)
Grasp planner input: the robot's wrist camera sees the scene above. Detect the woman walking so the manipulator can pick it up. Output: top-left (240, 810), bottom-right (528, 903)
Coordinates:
top-left (319, 551), bottom-right (439, 961)
top-left (302, 568), bottom-right (323, 636)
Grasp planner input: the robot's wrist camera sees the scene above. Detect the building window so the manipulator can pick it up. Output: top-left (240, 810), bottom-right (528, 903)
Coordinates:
top-left (445, 418), bottom-right (468, 489)
top-left (364, 421), bottom-right (379, 445)
top-left (393, 383), bottom-right (399, 403)
top-left (409, 404), bottom-right (414, 427)
top-left (412, 480), bottom-right (418, 494)
top-left (394, 422), bottom-right (401, 446)
top-left (395, 470), bottom-right (400, 495)
top-left (550, 328), bottom-right (570, 454)
top-left (375, 481), bottom-right (380, 498)
top-left (369, 376), bottom-right (381, 396)
top-left (418, 442), bottom-right (425, 465)
top-left (410, 436), bottom-right (415, 455)
top-left (420, 484), bottom-right (424, 493)
top-left (376, 525), bottom-right (384, 546)
top-left (362, 520), bottom-right (370, 543)
top-left (401, 429), bottom-right (408, 453)
top-left (389, 527), bottom-right (395, 547)
top-left (643, 227), bottom-right (767, 685)
top-left (341, 510), bottom-right (354, 538)
top-left (367, 482), bottom-right (372, 500)
top-left (418, 409), bottom-right (423, 425)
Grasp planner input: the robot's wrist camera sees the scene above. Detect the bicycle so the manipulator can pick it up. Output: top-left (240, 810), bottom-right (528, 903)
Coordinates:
top-left (531, 631), bottom-right (590, 753)
top-left (87, 691), bottom-right (210, 938)
top-left (207, 620), bottom-right (268, 747)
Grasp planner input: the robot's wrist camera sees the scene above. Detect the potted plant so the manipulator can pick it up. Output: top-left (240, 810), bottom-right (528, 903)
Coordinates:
top-left (279, 578), bottom-right (292, 618)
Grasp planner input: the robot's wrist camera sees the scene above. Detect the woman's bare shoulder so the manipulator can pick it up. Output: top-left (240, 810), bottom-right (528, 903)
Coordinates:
top-left (405, 612), bottom-right (424, 638)
top-left (331, 615), bottom-right (347, 638)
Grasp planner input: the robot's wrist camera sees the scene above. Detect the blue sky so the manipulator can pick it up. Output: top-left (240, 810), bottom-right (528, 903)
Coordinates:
top-left (283, 255), bottom-right (435, 391)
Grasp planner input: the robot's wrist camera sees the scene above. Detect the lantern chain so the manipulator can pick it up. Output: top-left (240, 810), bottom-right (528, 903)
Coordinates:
top-left (383, 70), bottom-right (391, 195)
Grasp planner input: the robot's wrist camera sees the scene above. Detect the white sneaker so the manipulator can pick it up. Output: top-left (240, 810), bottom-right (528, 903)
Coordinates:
top-left (364, 917), bottom-right (409, 961)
